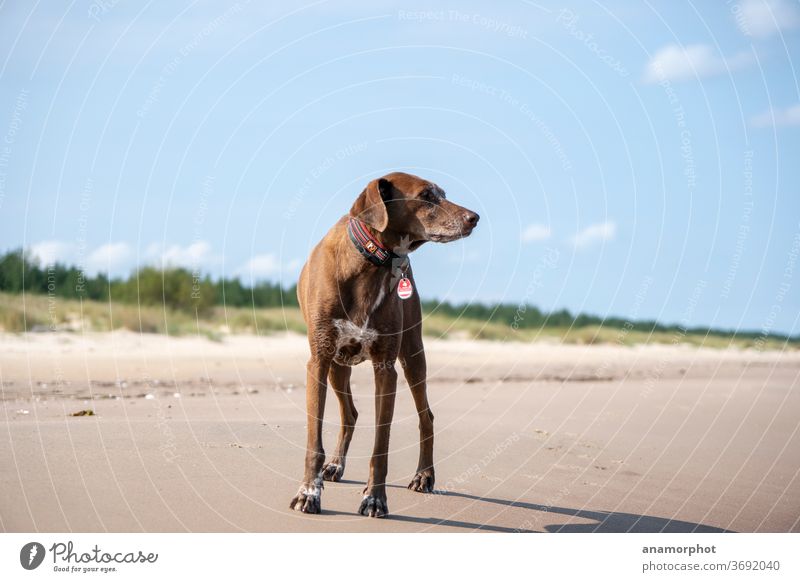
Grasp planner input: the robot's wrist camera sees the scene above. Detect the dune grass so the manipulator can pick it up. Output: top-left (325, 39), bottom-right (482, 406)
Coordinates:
top-left (0, 292), bottom-right (306, 338)
top-left (0, 291), bottom-right (795, 350)
top-left (420, 310), bottom-right (793, 349)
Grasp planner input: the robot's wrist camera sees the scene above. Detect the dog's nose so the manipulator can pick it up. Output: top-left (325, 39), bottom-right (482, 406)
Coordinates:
top-left (463, 211), bottom-right (480, 227)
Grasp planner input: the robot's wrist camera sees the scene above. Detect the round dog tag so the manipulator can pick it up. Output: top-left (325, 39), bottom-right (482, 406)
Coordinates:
top-left (397, 277), bottom-right (413, 300)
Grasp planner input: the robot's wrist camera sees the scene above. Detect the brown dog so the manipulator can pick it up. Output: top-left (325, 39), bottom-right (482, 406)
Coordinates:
top-left (289, 172), bottom-right (479, 517)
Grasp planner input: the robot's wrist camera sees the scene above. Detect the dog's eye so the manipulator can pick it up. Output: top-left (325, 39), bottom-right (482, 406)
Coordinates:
top-left (420, 190), bottom-right (435, 202)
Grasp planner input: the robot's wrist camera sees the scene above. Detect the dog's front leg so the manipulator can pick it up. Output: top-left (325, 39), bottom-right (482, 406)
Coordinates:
top-left (289, 356), bottom-right (330, 514)
top-left (401, 349), bottom-right (435, 493)
top-left (359, 363), bottom-right (397, 518)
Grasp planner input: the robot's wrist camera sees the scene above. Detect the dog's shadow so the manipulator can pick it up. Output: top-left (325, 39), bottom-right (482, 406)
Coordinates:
top-left (338, 480), bottom-right (731, 533)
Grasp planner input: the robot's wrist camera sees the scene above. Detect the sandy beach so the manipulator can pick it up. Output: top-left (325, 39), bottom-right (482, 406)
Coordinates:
top-left (1, 331), bottom-right (798, 533)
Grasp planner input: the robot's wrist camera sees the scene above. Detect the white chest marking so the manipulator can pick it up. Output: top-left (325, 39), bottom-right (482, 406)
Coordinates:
top-left (368, 286), bottom-right (386, 324)
top-left (331, 286), bottom-right (387, 365)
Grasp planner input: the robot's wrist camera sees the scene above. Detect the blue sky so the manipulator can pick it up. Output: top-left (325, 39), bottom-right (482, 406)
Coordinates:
top-left (0, 0), bottom-right (798, 334)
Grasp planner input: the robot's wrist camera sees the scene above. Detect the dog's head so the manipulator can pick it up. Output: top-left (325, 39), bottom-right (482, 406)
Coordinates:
top-left (350, 172), bottom-right (479, 252)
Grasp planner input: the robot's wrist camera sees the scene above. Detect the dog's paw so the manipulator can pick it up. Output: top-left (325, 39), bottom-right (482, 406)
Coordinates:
top-left (358, 494), bottom-right (388, 518)
top-left (321, 462), bottom-right (344, 482)
top-left (289, 483), bottom-right (322, 514)
top-left (408, 468), bottom-right (435, 493)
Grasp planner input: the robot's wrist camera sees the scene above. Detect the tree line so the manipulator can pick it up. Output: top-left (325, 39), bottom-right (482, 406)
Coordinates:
top-left (0, 248), bottom-right (298, 314)
top-left (0, 248), bottom-right (793, 341)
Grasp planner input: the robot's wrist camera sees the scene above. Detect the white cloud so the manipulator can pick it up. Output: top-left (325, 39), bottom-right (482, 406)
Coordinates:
top-left (643, 44), bottom-right (752, 83)
top-left (750, 103), bottom-right (800, 127)
top-left (85, 242), bottom-right (132, 274)
top-left (572, 221), bottom-right (616, 249)
top-left (736, 0), bottom-right (800, 38)
top-left (237, 254), bottom-right (302, 281)
top-left (29, 240), bottom-right (75, 265)
top-left (241, 254), bottom-right (279, 277)
top-left (147, 241), bottom-right (213, 268)
top-left (521, 224), bottom-right (552, 242)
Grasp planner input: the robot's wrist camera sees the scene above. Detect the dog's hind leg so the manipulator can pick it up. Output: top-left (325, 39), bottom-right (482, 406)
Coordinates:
top-left (322, 362), bottom-right (357, 482)
top-left (400, 334), bottom-right (435, 493)
top-left (289, 356), bottom-right (330, 514)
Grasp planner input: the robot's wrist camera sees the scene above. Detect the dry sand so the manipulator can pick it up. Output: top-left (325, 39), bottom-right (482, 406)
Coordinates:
top-left (1, 331), bottom-right (798, 533)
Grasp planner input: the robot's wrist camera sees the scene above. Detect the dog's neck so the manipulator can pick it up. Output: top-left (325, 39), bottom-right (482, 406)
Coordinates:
top-left (347, 218), bottom-right (407, 267)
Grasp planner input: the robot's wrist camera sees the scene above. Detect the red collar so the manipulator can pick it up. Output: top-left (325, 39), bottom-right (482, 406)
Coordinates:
top-left (347, 218), bottom-right (398, 266)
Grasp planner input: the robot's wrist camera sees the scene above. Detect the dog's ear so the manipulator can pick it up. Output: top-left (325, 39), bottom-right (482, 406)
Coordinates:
top-left (350, 178), bottom-right (391, 231)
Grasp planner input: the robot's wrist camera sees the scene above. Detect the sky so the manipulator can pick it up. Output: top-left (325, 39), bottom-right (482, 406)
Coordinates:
top-left (0, 0), bottom-right (798, 334)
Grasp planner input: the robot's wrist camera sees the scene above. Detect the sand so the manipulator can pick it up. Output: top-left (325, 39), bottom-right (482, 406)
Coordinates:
top-left (1, 331), bottom-right (798, 533)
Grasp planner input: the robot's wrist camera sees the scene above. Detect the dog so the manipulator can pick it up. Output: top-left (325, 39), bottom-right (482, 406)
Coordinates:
top-left (289, 172), bottom-right (479, 517)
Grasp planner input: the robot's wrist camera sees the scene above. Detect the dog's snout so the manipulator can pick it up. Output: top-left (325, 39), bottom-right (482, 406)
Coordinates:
top-left (463, 211), bottom-right (480, 228)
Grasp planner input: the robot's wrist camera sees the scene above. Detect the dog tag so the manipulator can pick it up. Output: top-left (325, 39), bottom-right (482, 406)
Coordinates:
top-left (397, 277), bottom-right (413, 300)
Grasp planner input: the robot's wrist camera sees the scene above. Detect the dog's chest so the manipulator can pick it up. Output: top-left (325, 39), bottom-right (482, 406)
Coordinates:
top-left (331, 280), bottom-right (390, 366)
